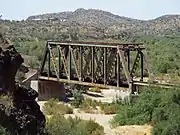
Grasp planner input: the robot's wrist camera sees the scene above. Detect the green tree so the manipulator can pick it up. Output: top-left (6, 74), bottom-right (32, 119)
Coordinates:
top-left (111, 87), bottom-right (180, 135)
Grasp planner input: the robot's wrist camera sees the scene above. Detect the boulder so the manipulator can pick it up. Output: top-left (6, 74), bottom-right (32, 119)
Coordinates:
top-left (0, 34), bottom-right (45, 135)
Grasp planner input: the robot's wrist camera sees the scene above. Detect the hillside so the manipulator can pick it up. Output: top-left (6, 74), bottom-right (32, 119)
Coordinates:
top-left (1, 8), bottom-right (180, 41)
top-left (27, 8), bottom-right (142, 27)
top-left (26, 8), bottom-right (180, 36)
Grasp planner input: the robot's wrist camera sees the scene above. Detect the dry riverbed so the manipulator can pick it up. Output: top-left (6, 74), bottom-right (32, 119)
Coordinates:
top-left (38, 101), bottom-right (152, 135)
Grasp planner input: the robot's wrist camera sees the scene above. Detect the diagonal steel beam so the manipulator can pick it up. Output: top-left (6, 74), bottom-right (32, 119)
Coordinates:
top-left (142, 50), bottom-right (155, 82)
top-left (48, 45), bottom-right (59, 81)
top-left (130, 51), bottom-right (141, 78)
top-left (83, 47), bottom-right (92, 77)
top-left (39, 42), bottom-right (48, 74)
top-left (70, 46), bottom-right (80, 81)
top-left (117, 46), bottom-right (132, 84)
top-left (59, 46), bottom-right (69, 79)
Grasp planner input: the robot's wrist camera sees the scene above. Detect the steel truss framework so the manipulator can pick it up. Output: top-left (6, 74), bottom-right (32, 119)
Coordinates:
top-left (39, 41), bottom-right (154, 92)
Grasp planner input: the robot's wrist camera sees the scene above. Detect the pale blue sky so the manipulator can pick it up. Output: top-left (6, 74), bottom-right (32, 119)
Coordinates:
top-left (0, 0), bottom-right (180, 20)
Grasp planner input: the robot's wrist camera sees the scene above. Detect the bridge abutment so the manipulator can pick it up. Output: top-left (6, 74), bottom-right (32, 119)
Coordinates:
top-left (31, 80), bottom-right (66, 101)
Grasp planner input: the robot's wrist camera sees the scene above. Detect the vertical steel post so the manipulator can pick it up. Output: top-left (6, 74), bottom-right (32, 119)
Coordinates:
top-left (104, 47), bottom-right (107, 85)
top-left (79, 46), bottom-right (83, 81)
top-left (140, 51), bottom-right (143, 81)
top-left (114, 50), bottom-right (117, 80)
top-left (48, 49), bottom-right (51, 78)
top-left (127, 49), bottom-right (130, 72)
top-left (58, 47), bottom-right (61, 78)
top-left (117, 51), bottom-right (120, 87)
top-left (68, 46), bottom-right (71, 80)
top-left (91, 47), bottom-right (95, 83)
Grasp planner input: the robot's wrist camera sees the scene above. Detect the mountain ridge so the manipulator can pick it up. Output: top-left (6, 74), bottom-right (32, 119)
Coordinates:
top-left (1, 8), bottom-right (180, 41)
top-left (26, 8), bottom-right (180, 35)
top-left (27, 8), bottom-right (145, 25)
top-left (27, 8), bottom-right (180, 22)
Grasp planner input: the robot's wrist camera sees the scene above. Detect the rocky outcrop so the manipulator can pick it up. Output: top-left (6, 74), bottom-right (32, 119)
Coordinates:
top-left (0, 34), bottom-right (45, 135)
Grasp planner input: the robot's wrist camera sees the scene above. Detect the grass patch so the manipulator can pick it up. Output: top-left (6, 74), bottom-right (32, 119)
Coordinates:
top-left (43, 98), bottom-right (73, 115)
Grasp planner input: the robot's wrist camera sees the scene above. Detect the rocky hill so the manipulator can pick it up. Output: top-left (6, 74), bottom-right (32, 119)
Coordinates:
top-left (1, 8), bottom-right (180, 41)
top-left (27, 8), bottom-right (142, 26)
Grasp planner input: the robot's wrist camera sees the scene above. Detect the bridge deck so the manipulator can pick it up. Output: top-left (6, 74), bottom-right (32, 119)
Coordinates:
top-left (133, 81), bottom-right (178, 89)
top-left (38, 76), bottom-right (129, 90)
top-left (39, 76), bottom-right (178, 90)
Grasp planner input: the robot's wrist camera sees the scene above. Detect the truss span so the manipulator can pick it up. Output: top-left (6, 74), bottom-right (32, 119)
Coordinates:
top-left (39, 41), bottom-right (156, 92)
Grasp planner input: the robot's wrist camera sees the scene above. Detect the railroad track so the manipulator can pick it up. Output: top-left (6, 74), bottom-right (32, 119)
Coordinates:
top-left (134, 81), bottom-right (180, 89)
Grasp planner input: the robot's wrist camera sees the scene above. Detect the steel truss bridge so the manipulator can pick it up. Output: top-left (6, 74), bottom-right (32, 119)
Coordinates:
top-left (38, 41), bottom-right (176, 93)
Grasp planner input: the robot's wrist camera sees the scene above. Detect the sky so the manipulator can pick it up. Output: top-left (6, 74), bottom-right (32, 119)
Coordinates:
top-left (0, 0), bottom-right (180, 20)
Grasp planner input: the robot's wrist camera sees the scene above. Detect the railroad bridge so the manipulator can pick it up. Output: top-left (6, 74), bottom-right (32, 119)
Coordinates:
top-left (38, 41), bottom-right (159, 93)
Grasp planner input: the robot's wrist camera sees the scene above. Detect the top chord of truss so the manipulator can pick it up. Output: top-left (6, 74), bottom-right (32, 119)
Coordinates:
top-left (47, 41), bottom-right (145, 50)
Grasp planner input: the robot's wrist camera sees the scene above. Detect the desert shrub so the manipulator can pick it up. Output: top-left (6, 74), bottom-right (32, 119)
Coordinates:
top-left (79, 98), bottom-right (100, 113)
top-left (83, 119), bottom-right (104, 135)
top-left (45, 114), bottom-right (72, 135)
top-left (0, 94), bottom-right (13, 111)
top-left (100, 103), bottom-right (121, 115)
top-left (43, 98), bottom-right (73, 115)
top-left (71, 119), bottom-right (104, 135)
top-left (89, 87), bottom-right (101, 93)
top-left (70, 118), bottom-right (104, 135)
top-left (80, 98), bottom-right (121, 114)
top-left (71, 90), bottom-right (84, 108)
top-left (67, 116), bottom-right (82, 128)
top-left (81, 98), bottom-right (99, 109)
top-left (45, 114), bottom-right (104, 135)
top-left (111, 87), bottom-right (180, 135)
top-left (0, 125), bottom-right (10, 135)
top-left (15, 71), bottom-right (25, 83)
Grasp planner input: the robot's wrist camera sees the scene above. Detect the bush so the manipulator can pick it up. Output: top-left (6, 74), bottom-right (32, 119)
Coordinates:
top-left (111, 87), bottom-right (180, 135)
top-left (45, 114), bottom-right (72, 135)
top-left (100, 103), bottom-right (121, 115)
top-left (84, 119), bottom-right (104, 135)
top-left (43, 98), bottom-right (73, 115)
top-left (0, 125), bottom-right (10, 135)
top-left (80, 98), bottom-right (100, 113)
top-left (0, 94), bottom-right (13, 111)
top-left (71, 90), bottom-right (84, 108)
top-left (81, 98), bottom-right (99, 109)
top-left (15, 71), bottom-right (25, 83)
top-left (89, 87), bottom-right (101, 93)
top-left (79, 98), bottom-right (121, 114)
top-left (45, 114), bottom-right (104, 135)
